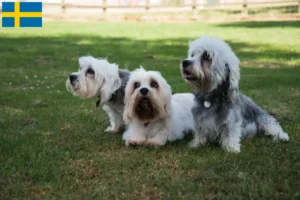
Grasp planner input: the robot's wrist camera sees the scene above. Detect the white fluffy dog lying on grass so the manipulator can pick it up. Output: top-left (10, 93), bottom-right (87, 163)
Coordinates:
top-left (122, 67), bottom-right (195, 146)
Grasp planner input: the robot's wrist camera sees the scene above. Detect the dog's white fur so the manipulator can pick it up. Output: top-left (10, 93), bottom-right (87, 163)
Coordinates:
top-left (122, 67), bottom-right (195, 146)
top-left (180, 36), bottom-right (289, 153)
top-left (66, 56), bottom-right (128, 132)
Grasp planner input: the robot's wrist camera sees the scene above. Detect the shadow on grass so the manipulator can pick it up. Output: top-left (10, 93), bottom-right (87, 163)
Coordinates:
top-left (1, 34), bottom-right (300, 67)
top-left (248, 5), bottom-right (298, 15)
top-left (1, 34), bottom-right (300, 93)
top-left (217, 20), bottom-right (300, 28)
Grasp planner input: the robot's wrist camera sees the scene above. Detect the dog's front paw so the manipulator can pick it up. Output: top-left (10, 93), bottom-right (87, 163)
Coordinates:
top-left (223, 143), bottom-right (241, 153)
top-left (125, 139), bottom-right (145, 147)
top-left (105, 126), bottom-right (119, 133)
top-left (188, 140), bottom-right (200, 148)
top-left (144, 139), bottom-right (165, 147)
top-left (188, 137), bottom-right (206, 148)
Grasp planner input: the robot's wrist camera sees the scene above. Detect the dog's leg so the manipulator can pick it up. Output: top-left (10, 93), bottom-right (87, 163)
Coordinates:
top-left (189, 127), bottom-right (207, 148)
top-left (220, 123), bottom-right (242, 153)
top-left (103, 105), bottom-right (120, 133)
top-left (113, 112), bottom-right (123, 131)
top-left (258, 115), bottom-right (289, 141)
top-left (123, 124), bottom-right (146, 146)
top-left (144, 130), bottom-right (169, 147)
top-left (125, 139), bottom-right (145, 146)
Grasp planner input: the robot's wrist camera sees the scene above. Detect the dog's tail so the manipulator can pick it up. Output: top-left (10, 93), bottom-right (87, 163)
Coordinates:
top-left (257, 112), bottom-right (289, 141)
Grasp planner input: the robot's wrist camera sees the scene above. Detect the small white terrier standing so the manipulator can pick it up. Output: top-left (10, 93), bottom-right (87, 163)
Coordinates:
top-left (66, 56), bottom-right (130, 133)
top-left (122, 67), bottom-right (195, 146)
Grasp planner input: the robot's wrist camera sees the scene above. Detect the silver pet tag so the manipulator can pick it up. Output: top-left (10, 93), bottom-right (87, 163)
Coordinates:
top-left (204, 101), bottom-right (211, 108)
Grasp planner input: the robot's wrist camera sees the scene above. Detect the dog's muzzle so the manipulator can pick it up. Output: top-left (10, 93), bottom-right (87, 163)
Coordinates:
top-left (181, 60), bottom-right (197, 81)
top-left (140, 88), bottom-right (149, 96)
top-left (69, 74), bottom-right (78, 86)
top-left (182, 60), bottom-right (192, 68)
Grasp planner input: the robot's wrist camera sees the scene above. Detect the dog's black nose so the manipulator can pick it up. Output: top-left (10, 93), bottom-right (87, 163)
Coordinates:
top-left (69, 75), bottom-right (77, 82)
top-left (140, 88), bottom-right (149, 95)
top-left (182, 60), bottom-right (192, 68)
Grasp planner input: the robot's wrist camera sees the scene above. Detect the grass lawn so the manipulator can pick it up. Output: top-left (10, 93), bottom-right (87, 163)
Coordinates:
top-left (0, 20), bottom-right (300, 199)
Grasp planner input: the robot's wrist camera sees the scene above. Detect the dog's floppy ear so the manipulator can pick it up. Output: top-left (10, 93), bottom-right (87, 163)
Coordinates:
top-left (226, 55), bottom-right (240, 102)
top-left (101, 77), bottom-right (121, 103)
top-left (123, 92), bottom-right (132, 124)
top-left (100, 64), bottom-right (122, 103)
top-left (123, 81), bottom-right (134, 124)
top-left (153, 71), bottom-right (172, 118)
top-left (162, 89), bottom-right (172, 118)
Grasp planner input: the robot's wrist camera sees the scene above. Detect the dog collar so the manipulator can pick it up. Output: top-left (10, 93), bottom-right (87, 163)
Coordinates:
top-left (96, 96), bottom-right (101, 107)
top-left (204, 101), bottom-right (211, 108)
top-left (202, 85), bottom-right (229, 108)
top-left (95, 70), bottom-right (128, 108)
top-left (96, 91), bottom-right (118, 107)
top-left (108, 92), bottom-right (117, 102)
top-left (108, 70), bottom-right (123, 102)
top-left (200, 64), bottom-right (230, 108)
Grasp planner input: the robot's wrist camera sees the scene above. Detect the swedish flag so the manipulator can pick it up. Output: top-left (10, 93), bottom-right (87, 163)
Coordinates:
top-left (2, 2), bottom-right (42, 28)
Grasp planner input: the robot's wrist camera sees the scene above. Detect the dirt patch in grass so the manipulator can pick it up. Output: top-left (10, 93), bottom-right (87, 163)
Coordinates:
top-left (241, 61), bottom-right (297, 68)
top-left (34, 58), bottom-right (56, 67)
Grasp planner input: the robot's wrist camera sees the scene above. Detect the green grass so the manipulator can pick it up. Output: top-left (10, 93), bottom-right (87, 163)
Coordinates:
top-left (0, 21), bottom-right (300, 199)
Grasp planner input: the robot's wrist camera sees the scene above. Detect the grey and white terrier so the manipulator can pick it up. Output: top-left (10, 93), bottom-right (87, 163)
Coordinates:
top-left (180, 36), bottom-right (289, 153)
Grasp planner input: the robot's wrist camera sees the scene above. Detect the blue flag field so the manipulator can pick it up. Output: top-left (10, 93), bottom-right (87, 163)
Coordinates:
top-left (2, 2), bottom-right (42, 28)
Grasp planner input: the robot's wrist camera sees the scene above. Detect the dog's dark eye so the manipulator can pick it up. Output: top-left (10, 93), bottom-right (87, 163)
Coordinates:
top-left (86, 68), bottom-right (94, 75)
top-left (202, 52), bottom-right (210, 61)
top-left (150, 81), bottom-right (158, 89)
top-left (134, 82), bottom-right (140, 89)
top-left (191, 53), bottom-right (194, 57)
